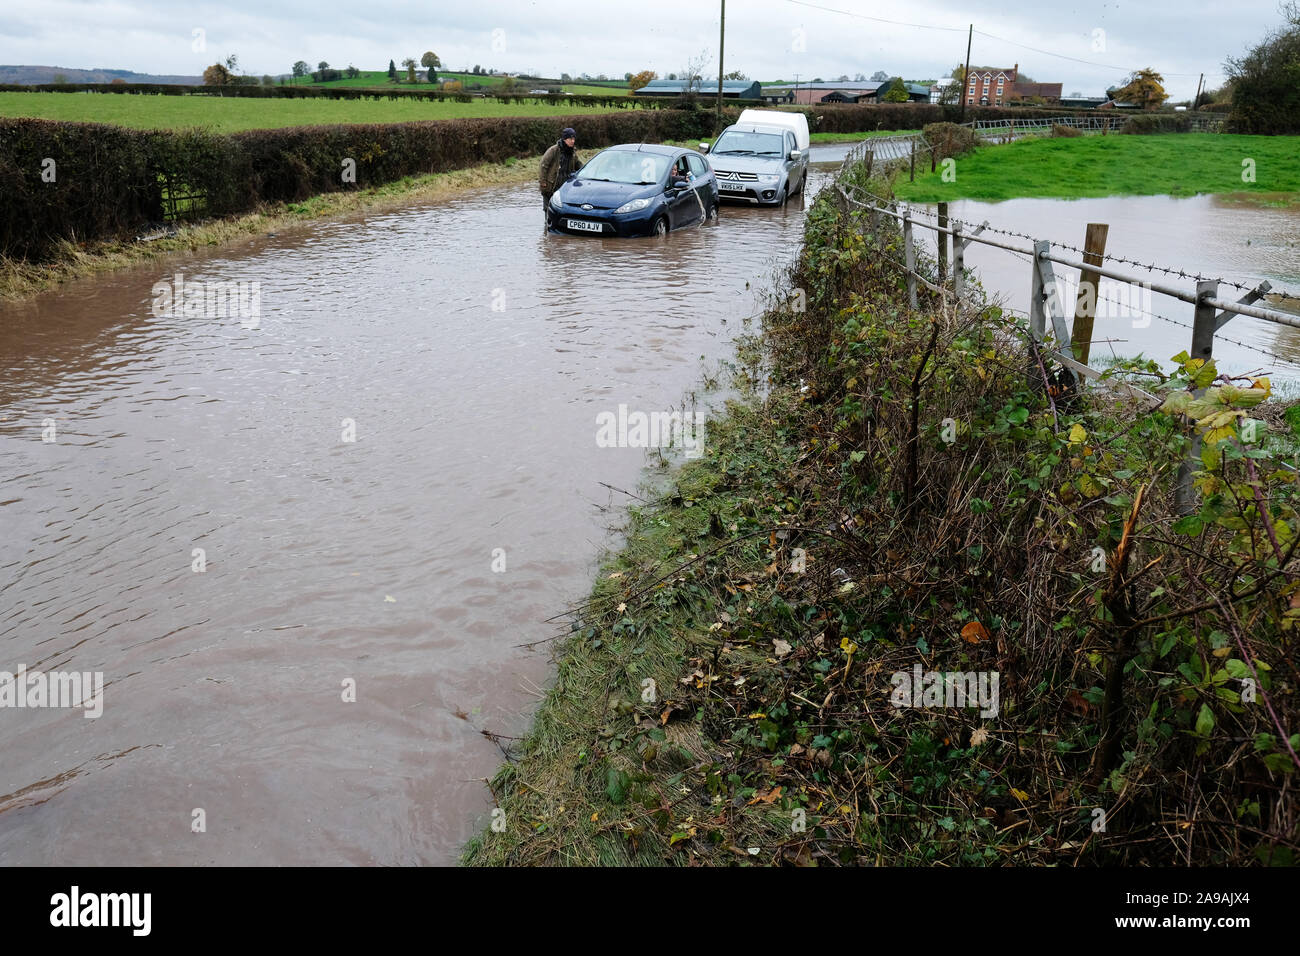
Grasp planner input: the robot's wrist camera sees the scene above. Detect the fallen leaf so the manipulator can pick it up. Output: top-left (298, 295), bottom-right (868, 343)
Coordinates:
top-left (590, 812), bottom-right (599, 822)
top-left (961, 621), bottom-right (991, 644)
top-left (747, 786), bottom-right (783, 805)
top-left (773, 639), bottom-right (793, 658)
top-left (1010, 787), bottom-right (1029, 802)
top-left (384, 595), bottom-right (396, 603)
top-left (970, 727), bottom-right (989, 746)
top-left (616, 602), bottom-right (627, 613)
top-left (607, 572), bottom-right (624, 580)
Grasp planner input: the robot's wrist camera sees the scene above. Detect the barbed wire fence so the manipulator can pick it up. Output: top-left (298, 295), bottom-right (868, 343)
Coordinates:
top-left (828, 135), bottom-right (1300, 512)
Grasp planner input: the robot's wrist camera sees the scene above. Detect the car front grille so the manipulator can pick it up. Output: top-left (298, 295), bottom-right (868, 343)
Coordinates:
top-left (715, 170), bottom-right (759, 182)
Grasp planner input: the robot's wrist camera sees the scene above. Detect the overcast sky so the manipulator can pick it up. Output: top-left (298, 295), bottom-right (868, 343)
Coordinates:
top-left (1, 0), bottom-right (1288, 99)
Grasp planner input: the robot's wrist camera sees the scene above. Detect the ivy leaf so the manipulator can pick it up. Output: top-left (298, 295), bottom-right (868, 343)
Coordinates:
top-left (1195, 703), bottom-right (1215, 737)
top-left (1172, 514), bottom-right (1204, 536)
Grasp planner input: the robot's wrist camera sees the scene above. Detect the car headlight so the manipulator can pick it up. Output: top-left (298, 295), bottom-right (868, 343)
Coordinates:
top-left (614, 198), bottom-right (652, 214)
top-left (550, 193), bottom-right (563, 209)
top-left (758, 174), bottom-right (781, 184)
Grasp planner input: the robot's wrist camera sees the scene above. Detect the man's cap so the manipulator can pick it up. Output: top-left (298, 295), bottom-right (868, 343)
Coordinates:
top-left (561, 127), bottom-right (577, 139)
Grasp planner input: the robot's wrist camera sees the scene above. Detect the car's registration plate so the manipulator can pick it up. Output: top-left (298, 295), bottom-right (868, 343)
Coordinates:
top-left (567, 219), bottom-right (604, 232)
top-left (719, 181), bottom-right (747, 191)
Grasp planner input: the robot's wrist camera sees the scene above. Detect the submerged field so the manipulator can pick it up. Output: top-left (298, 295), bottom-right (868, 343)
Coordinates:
top-left (0, 90), bottom-right (629, 132)
top-left (895, 133), bottom-right (1300, 203)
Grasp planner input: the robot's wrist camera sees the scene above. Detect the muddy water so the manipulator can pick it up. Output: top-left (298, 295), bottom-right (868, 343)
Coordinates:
top-left (0, 162), bottom-right (833, 865)
top-left (912, 194), bottom-right (1300, 376)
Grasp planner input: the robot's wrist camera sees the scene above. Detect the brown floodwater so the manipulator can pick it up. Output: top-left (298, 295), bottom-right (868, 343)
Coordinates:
top-left (911, 194), bottom-right (1300, 376)
top-left (0, 162), bottom-right (833, 865)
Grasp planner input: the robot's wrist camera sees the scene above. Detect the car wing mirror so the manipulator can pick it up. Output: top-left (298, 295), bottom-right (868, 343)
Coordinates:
top-left (699, 142), bottom-right (711, 154)
top-left (789, 149), bottom-right (803, 161)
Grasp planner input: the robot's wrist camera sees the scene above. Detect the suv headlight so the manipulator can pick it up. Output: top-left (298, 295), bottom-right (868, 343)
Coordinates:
top-left (614, 198), bottom-right (652, 214)
top-left (550, 193), bottom-right (563, 209)
top-left (758, 174), bottom-right (781, 184)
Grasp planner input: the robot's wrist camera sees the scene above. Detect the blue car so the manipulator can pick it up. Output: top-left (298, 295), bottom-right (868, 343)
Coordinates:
top-left (548, 144), bottom-right (720, 237)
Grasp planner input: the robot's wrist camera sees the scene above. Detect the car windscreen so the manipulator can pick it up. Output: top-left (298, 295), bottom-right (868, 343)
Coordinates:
top-left (578, 150), bottom-right (672, 184)
top-left (710, 130), bottom-right (785, 157)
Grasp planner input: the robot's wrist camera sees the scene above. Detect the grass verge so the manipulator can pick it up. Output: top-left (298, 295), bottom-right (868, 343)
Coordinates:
top-left (0, 159), bottom-right (537, 303)
top-left (463, 160), bottom-right (1300, 867)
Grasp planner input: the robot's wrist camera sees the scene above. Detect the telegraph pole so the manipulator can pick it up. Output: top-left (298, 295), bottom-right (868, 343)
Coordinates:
top-left (716, 0), bottom-right (726, 131)
top-left (1193, 71), bottom-right (1204, 109)
top-left (959, 24), bottom-right (972, 121)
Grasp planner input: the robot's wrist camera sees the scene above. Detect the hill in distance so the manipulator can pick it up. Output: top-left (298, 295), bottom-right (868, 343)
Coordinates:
top-left (0, 65), bottom-right (202, 85)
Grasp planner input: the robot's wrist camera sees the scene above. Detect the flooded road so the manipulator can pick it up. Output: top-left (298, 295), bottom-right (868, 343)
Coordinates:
top-left (0, 160), bottom-right (834, 865)
top-left (912, 194), bottom-right (1300, 377)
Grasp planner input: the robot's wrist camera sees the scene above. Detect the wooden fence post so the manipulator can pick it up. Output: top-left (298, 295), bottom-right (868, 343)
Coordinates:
top-left (1071, 223), bottom-right (1110, 364)
top-left (1174, 279), bottom-right (1220, 515)
top-left (952, 221), bottom-right (964, 300)
top-left (1029, 240), bottom-right (1047, 343)
top-left (903, 205), bottom-right (918, 309)
top-left (910, 145), bottom-right (916, 182)
top-left (937, 201), bottom-right (949, 282)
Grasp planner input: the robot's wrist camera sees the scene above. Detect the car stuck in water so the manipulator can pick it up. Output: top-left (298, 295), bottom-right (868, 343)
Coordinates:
top-left (704, 109), bottom-right (810, 207)
top-left (548, 144), bottom-right (720, 237)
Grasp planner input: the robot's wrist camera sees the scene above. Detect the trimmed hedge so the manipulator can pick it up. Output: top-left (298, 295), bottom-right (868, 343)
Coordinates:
top-left (1120, 113), bottom-right (1192, 134)
top-left (800, 103), bottom-right (1106, 133)
top-left (0, 111), bottom-right (719, 260)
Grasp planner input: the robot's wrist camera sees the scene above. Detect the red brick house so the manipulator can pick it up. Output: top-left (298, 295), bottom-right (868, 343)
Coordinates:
top-left (965, 65), bottom-right (1018, 106)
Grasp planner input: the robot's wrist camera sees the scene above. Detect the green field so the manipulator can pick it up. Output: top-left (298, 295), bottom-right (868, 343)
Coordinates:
top-left (302, 69), bottom-right (624, 97)
top-left (895, 132), bottom-right (1300, 202)
top-left (0, 90), bottom-right (629, 132)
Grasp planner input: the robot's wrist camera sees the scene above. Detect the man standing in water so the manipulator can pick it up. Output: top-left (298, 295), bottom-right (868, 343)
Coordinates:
top-left (539, 127), bottom-right (583, 228)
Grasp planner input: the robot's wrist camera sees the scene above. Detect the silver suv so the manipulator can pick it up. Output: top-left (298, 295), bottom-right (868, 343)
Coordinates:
top-left (705, 124), bottom-right (808, 206)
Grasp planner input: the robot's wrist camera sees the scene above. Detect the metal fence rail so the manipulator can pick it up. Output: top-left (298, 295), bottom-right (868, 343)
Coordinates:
top-left (831, 176), bottom-right (1300, 510)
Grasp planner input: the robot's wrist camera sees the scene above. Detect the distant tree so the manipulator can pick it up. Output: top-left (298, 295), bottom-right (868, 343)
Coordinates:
top-left (110, 77), bottom-right (126, 85)
top-left (882, 76), bottom-right (910, 102)
top-left (345, 64), bottom-right (359, 79)
top-left (292, 60), bottom-right (310, 83)
top-left (1225, 2), bottom-right (1300, 133)
top-left (624, 72), bottom-right (633, 81)
top-left (225, 54), bottom-right (240, 73)
top-left (871, 70), bottom-right (888, 82)
top-left (387, 59), bottom-right (397, 80)
top-left (203, 63), bottom-right (232, 86)
top-left (421, 51), bottom-right (440, 82)
top-left (1114, 67), bottom-right (1169, 109)
top-left (402, 57), bottom-right (418, 83)
top-left (629, 69), bottom-right (656, 92)
top-left (835, 73), bottom-right (850, 82)
top-left (853, 72), bottom-right (866, 81)
top-left (812, 76), bottom-right (823, 83)
top-left (261, 74), bottom-right (274, 86)
top-left (442, 80), bottom-right (463, 92)
top-left (318, 61), bottom-right (329, 73)
top-left (560, 72), bottom-right (572, 82)
top-left (723, 70), bottom-right (749, 81)
top-left (596, 73), bottom-right (609, 81)
top-left (667, 72), bottom-right (677, 80)
top-left (500, 75), bottom-right (519, 93)
top-left (53, 73), bottom-right (68, 85)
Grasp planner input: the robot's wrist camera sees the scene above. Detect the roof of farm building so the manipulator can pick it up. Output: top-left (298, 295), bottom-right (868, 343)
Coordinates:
top-left (634, 80), bottom-right (763, 96)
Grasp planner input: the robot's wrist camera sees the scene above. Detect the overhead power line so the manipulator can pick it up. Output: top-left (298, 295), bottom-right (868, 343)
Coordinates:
top-left (782, 0), bottom-right (1225, 81)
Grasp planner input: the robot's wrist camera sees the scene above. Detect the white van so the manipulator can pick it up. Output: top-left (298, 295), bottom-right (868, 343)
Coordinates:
top-left (736, 109), bottom-right (810, 151)
top-left (703, 109), bottom-right (811, 206)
